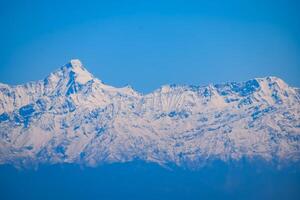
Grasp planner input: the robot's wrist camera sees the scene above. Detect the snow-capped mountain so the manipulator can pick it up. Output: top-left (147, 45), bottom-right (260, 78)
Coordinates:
top-left (0, 59), bottom-right (300, 168)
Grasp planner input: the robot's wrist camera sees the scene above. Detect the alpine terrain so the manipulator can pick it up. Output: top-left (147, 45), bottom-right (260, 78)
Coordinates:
top-left (0, 59), bottom-right (300, 169)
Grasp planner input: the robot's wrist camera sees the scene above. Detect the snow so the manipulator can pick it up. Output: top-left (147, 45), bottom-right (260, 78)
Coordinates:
top-left (0, 59), bottom-right (300, 168)
top-left (67, 59), bottom-right (93, 84)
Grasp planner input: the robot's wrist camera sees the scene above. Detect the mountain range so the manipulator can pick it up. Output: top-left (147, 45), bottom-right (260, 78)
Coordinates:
top-left (0, 59), bottom-right (299, 168)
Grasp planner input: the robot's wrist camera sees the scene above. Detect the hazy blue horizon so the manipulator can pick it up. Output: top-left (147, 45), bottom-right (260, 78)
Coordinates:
top-left (1, 161), bottom-right (300, 200)
top-left (0, 0), bottom-right (300, 93)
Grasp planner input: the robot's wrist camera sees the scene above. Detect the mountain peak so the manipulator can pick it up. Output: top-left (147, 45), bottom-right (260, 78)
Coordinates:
top-left (63, 59), bottom-right (93, 84)
top-left (66, 59), bottom-right (83, 69)
top-left (255, 76), bottom-right (289, 91)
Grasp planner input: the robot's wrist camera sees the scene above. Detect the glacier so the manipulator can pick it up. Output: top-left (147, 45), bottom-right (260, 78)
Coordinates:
top-left (0, 59), bottom-right (300, 168)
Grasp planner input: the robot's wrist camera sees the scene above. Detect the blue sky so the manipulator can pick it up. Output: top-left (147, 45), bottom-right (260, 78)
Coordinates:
top-left (0, 0), bottom-right (299, 93)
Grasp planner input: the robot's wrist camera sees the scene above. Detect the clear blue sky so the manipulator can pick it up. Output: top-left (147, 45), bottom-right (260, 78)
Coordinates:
top-left (0, 0), bottom-right (299, 93)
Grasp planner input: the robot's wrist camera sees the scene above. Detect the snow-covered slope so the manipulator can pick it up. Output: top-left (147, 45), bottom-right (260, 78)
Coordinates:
top-left (0, 59), bottom-right (300, 168)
